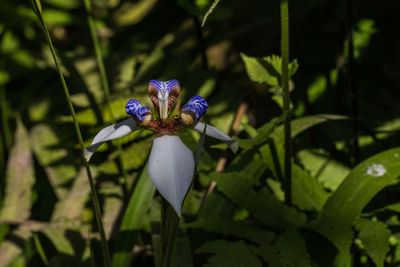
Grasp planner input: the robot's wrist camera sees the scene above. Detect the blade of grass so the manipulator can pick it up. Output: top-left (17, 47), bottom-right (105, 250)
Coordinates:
top-left (29, 1), bottom-right (111, 266)
top-left (83, 0), bottom-right (129, 195)
top-left (33, 234), bottom-right (48, 265)
top-left (112, 163), bottom-right (156, 267)
top-left (280, 0), bottom-right (292, 206)
top-left (201, 0), bottom-right (221, 27)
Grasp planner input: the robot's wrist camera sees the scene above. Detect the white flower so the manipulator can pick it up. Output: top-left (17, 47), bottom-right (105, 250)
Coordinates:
top-left (85, 80), bottom-right (237, 215)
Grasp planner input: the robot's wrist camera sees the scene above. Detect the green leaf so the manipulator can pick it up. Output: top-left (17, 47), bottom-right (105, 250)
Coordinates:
top-left (44, 0), bottom-right (80, 9)
top-left (239, 115), bottom-right (285, 149)
top-left (354, 218), bottom-right (391, 267)
top-left (42, 9), bottom-right (81, 25)
top-left (211, 172), bottom-right (306, 229)
top-left (30, 124), bottom-right (77, 199)
top-left (0, 227), bottom-right (32, 267)
top-left (102, 183), bottom-right (124, 238)
top-left (197, 240), bottom-right (262, 267)
top-left (41, 227), bottom-right (74, 255)
top-left (183, 219), bottom-right (275, 245)
top-left (282, 114), bottom-right (349, 141)
top-left (119, 138), bottom-right (152, 170)
top-left (314, 147), bottom-right (400, 265)
top-left (275, 229), bottom-right (311, 267)
top-left (112, 164), bottom-right (156, 267)
top-left (0, 119), bottom-right (35, 220)
top-left (151, 226), bottom-right (193, 267)
top-left (253, 245), bottom-right (283, 266)
top-left (297, 149), bottom-right (350, 191)
top-left (240, 53), bottom-right (298, 86)
top-left (51, 167), bottom-right (92, 222)
top-left (292, 163), bottom-right (330, 211)
top-left (113, 0), bottom-right (157, 26)
top-left (170, 235), bottom-right (194, 267)
top-left (260, 114), bottom-right (348, 179)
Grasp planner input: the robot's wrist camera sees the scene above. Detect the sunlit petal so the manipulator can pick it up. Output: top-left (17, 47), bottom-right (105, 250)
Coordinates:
top-left (84, 118), bottom-right (137, 161)
top-left (148, 135), bottom-right (195, 216)
top-left (181, 96), bottom-right (208, 125)
top-left (193, 122), bottom-right (238, 153)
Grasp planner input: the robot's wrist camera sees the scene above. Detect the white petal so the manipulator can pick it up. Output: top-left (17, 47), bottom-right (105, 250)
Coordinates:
top-left (193, 122), bottom-right (238, 153)
top-left (148, 135), bottom-right (194, 216)
top-left (84, 118), bottom-right (137, 161)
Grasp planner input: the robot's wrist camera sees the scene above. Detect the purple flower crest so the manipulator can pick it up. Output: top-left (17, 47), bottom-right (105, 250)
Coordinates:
top-left (149, 80), bottom-right (179, 93)
top-left (182, 96), bottom-right (208, 122)
top-left (125, 99), bottom-right (151, 122)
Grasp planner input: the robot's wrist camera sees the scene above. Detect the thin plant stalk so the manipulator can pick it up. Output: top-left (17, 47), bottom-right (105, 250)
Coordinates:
top-left (34, 234), bottom-right (48, 265)
top-left (160, 197), bottom-right (180, 267)
top-left (29, 1), bottom-right (111, 266)
top-left (280, 0), bottom-right (292, 206)
top-left (83, 0), bottom-right (129, 192)
top-left (0, 86), bottom-right (11, 150)
top-left (345, 0), bottom-right (359, 164)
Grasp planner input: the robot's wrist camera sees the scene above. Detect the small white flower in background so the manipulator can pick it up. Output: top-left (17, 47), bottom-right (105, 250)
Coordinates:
top-left (85, 80), bottom-right (237, 215)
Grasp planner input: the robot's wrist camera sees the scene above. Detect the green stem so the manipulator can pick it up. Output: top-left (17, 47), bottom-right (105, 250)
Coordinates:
top-left (345, 0), bottom-right (359, 164)
top-left (160, 197), bottom-right (180, 267)
top-left (280, 0), bottom-right (292, 206)
top-left (83, 0), bottom-right (129, 193)
top-left (0, 86), bottom-right (11, 150)
top-left (29, 1), bottom-right (111, 266)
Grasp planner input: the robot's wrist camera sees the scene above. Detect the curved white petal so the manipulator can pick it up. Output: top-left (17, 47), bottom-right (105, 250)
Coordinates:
top-left (84, 118), bottom-right (137, 161)
top-left (148, 135), bottom-right (195, 216)
top-left (193, 122), bottom-right (238, 153)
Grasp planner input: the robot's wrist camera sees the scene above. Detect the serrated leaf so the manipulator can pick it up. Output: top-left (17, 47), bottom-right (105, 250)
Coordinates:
top-left (354, 218), bottom-right (391, 267)
top-left (297, 149), bottom-right (350, 191)
top-left (112, 164), bottom-right (156, 267)
top-left (292, 164), bottom-right (330, 211)
top-left (197, 240), bottom-right (262, 267)
top-left (211, 172), bottom-right (306, 229)
top-left (183, 219), bottom-right (275, 245)
top-left (241, 53), bottom-right (298, 86)
top-left (275, 229), bottom-right (311, 267)
top-left (314, 147), bottom-right (400, 265)
top-left (0, 119), bottom-right (34, 220)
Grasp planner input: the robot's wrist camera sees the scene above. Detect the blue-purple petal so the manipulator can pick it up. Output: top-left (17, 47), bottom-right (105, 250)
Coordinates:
top-left (149, 80), bottom-right (179, 93)
top-left (125, 99), bottom-right (151, 121)
top-left (182, 96), bottom-right (208, 122)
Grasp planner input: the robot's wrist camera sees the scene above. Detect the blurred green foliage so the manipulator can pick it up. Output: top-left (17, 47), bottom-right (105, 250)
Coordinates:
top-left (1, 0), bottom-right (400, 266)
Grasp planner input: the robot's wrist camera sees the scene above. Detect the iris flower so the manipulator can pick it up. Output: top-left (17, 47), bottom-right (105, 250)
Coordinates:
top-left (84, 80), bottom-right (237, 215)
